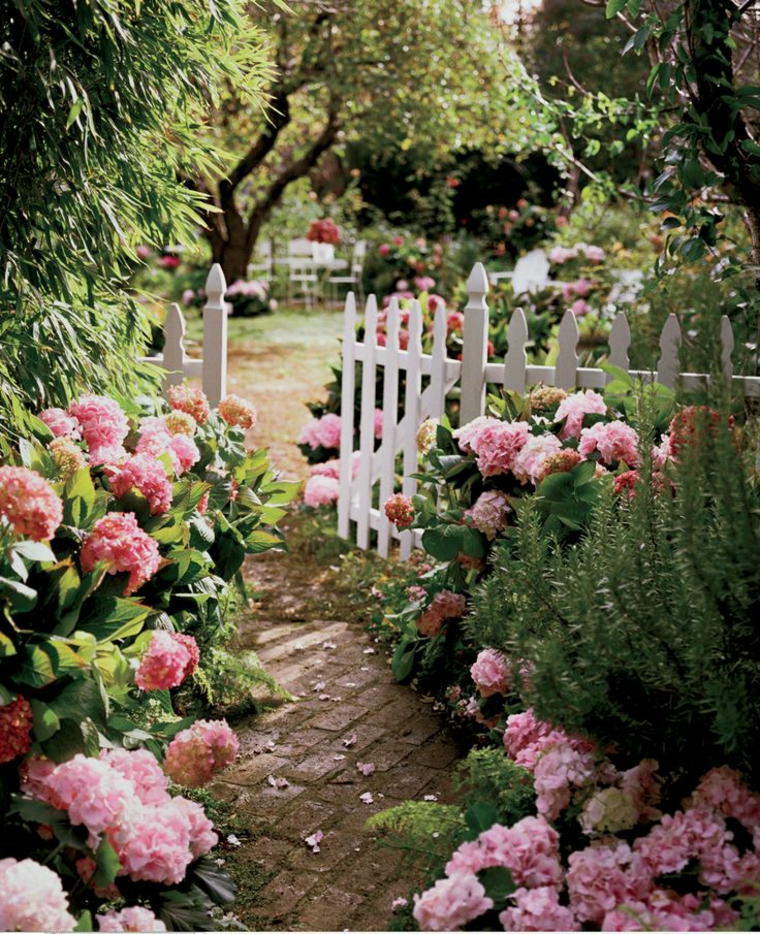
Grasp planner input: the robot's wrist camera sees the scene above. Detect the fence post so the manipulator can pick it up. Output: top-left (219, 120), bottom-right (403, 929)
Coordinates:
top-left (356, 295), bottom-right (379, 550)
top-left (656, 315), bottom-right (682, 389)
top-left (555, 310), bottom-right (579, 389)
top-left (721, 316), bottom-right (734, 381)
top-left (400, 300), bottom-right (423, 561)
top-left (202, 264), bottom-right (228, 407)
top-left (607, 314), bottom-right (631, 375)
top-left (377, 299), bottom-right (401, 558)
top-left (161, 304), bottom-right (187, 394)
top-left (459, 263), bottom-right (490, 426)
top-left (503, 308), bottom-right (529, 392)
top-left (337, 292), bottom-right (358, 541)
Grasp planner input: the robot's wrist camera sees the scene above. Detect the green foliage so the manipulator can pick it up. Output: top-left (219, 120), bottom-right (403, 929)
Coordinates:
top-left (0, 0), bottom-right (272, 435)
top-left (366, 801), bottom-right (466, 882)
top-left (454, 748), bottom-right (536, 828)
top-left (467, 400), bottom-right (760, 786)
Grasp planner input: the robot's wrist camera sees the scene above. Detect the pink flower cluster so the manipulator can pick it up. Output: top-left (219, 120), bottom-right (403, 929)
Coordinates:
top-left (163, 718), bottom-right (240, 788)
top-left (0, 465), bottom-right (63, 541)
top-left (107, 454), bottom-right (173, 514)
top-left (413, 873), bottom-right (493, 931)
top-left (50, 436), bottom-right (88, 479)
top-left (579, 420), bottom-right (641, 468)
top-left (304, 474), bottom-right (340, 508)
top-left (0, 694), bottom-right (33, 764)
top-left (554, 390), bottom-right (607, 440)
top-left (80, 512), bottom-right (161, 595)
top-left (23, 748), bottom-right (218, 886)
top-left (135, 419), bottom-right (200, 477)
top-left (0, 858), bottom-right (76, 931)
top-left (167, 384), bottom-right (210, 425)
top-left (135, 630), bottom-right (199, 691)
top-left (465, 490), bottom-right (511, 539)
top-left (218, 393), bottom-right (257, 430)
top-left (470, 648), bottom-right (510, 697)
top-left (456, 417), bottom-right (531, 477)
top-left (39, 407), bottom-right (81, 439)
top-left (384, 493), bottom-right (415, 529)
top-left (417, 590), bottom-right (466, 637)
top-left (68, 394), bottom-right (130, 459)
top-left (299, 413), bottom-right (343, 450)
top-left (513, 434), bottom-right (563, 485)
top-left (97, 906), bottom-right (166, 932)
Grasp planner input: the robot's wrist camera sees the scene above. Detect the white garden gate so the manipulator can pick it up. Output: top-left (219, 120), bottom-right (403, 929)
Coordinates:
top-left (337, 262), bottom-right (760, 560)
top-left (140, 263), bottom-right (228, 406)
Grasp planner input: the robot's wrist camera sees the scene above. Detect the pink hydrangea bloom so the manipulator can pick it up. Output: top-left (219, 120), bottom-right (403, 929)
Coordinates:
top-left (687, 765), bottom-right (760, 831)
top-left (89, 444), bottom-right (128, 467)
top-left (0, 694), bottom-right (33, 763)
top-left (384, 493), bottom-right (415, 529)
top-left (567, 840), bottom-right (652, 924)
top-left (44, 754), bottom-right (136, 836)
top-left (417, 590), bottom-right (466, 637)
top-left (416, 418), bottom-right (439, 455)
top-left (579, 420), bottom-right (641, 467)
top-left (585, 245), bottom-right (605, 262)
top-left (548, 245), bottom-right (577, 265)
top-left (168, 433), bottom-right (200, 476)
top-left (69, 394), bottom-right (130, 450)
top-left (455, 416), bottom-right (495, 453)
top-left (299, 413), bottom-right (343, 450)
top-left (304, 474), bottom-right (340, 508)
top-left (554, 390), bottom-right (607, 440)
top-left (75, 856), bottom-right (119, 899)
top-left (167, 385), bottom-right (210, 425)
top-left (0, 465), bottom-right (63, 540)
top-left (503, 708), bottom-right (584, 772)
top-left (173, 796), bottom-right (219, 858)
top-left (18, 756), bottom-right (62, 808)
top-left (534, 744), bottom-right (597, 821)
top-left (80, 512), bottom-right (161, 595)
top-left (135, 631), bottom-right (196, 691)
top-left (500, 886), bottom-right (580, 932)
top-left (218, 394), bottom-right (257, 430)
top-left (39, 407), bottom-right (81, 438)
top-left (100, 748), bottom-right (170, 806)
top-left (470, 648), bottom-right (510, 697)
top-left (619, 759), bottom-right (663, 824)
top-left (571, 299), bottom-right (591, 317)
top-left (413, 871), bottom-right (494, 931)
top-left (459, 418), bottom-right (531, 477)
top-left (107, 454), bottom-right (173, 514)
top-left (465, 489), bottom-right (511, 540)
top-left (634, 806), bottom-right (731, 880)
top-left (97, 906), bottom-right (167, 932)
top-left (110, 800), bottom-right (194, 885)
top-left (513, 433), bottom-right (563, 485)
top-left (445, 817), bottom-right (563, 889)
top-left (0, 858), bottom-right (76, 932)
top-left (374, 408), bottom-right (383, 438)
top-left (163, 718), bottom-right (240, 788)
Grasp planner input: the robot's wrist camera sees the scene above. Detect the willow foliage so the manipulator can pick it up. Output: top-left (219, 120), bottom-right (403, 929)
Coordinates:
top-left (0, 0), bottom-right (274, 436)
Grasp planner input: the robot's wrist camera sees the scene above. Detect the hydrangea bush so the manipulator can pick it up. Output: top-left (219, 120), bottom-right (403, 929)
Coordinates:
top-left (0, 386), bottom-right (298, 930)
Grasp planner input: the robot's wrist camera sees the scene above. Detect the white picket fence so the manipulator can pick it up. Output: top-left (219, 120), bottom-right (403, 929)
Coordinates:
top-left (337, 262), bottom-right (760, 560)
top-left (140, 264), bottom-right (228, 406)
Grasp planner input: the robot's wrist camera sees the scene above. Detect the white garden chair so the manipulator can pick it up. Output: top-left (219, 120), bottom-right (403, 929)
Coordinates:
top-left (328, 239), bottom-right (366, 304)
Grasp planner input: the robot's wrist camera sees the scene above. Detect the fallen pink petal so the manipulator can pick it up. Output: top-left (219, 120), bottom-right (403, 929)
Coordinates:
top-left (304, 830), bottom-right (324, 853)
top-left (343, 733), bottom-right (358, 747)
top-left (357, 761), bottom-right (375, 776)
top-left (360, 792), bottom-right (374, 804)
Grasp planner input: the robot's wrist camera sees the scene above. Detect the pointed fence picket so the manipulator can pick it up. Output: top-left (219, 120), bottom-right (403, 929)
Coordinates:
top-left (337, 261), bottom-right (760, 557)
top-left (140, 264), bottom-right (228, 406)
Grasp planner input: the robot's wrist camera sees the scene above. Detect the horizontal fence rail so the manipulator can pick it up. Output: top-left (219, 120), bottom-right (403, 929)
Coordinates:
top-left (337, 261), bottom-right (760, 558)
top-left (140, 263), bottom-right (228, 406)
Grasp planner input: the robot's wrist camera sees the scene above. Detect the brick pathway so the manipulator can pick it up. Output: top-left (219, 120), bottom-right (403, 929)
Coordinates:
top-left (211, 546), bottom-right (461, 932)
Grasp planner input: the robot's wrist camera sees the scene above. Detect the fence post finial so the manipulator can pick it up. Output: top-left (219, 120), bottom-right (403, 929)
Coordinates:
top-left (460, 263), bottom-right (490, 426)
top-left (202, 263), bottom-right (228, 407)
top-left (161, 303), bottom-right (188, 394)
top-left (720, 316), bottom-right (735, 381)
top-left (656, 315), bottom-right (682, 389)
top-left (555, 309), bottom-right (579, 389)
top-left (503, 307), bottom-right (529, 392)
